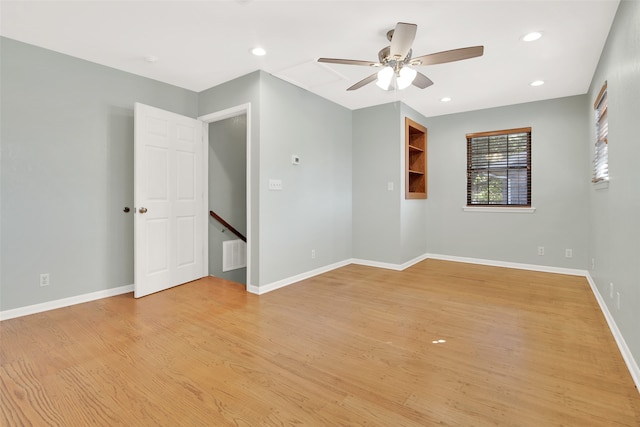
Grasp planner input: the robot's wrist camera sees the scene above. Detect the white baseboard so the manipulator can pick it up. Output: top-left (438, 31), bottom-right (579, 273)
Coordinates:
top-left (351, 253), bottom-right (429, 271)
top-left (585, 273), bottom-right (640, 392)
top-left (246, 259), bottom-right (352, 295)
top-left (249, 254), bottom-right (431, 295)
top-left (352, 252), bottom-right (587, 277)
top-left (251, 252), bottom-right (586, 296)
top-left (0, 285), bottom-right (133, 321)
top-left (425, 253), bottom-right (588, 277)
top-left (350, 258), bottom-right (405, 271)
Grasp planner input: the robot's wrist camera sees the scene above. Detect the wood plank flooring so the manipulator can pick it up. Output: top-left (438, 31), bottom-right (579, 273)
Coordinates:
top-left (2, 259), bottom-right (639, 426)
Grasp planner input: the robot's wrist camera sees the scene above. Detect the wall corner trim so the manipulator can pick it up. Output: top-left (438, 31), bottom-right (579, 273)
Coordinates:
top-left (0, 284), bottom-right (134, 321)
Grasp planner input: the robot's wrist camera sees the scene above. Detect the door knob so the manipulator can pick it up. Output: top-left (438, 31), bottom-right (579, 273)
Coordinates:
top-left (139, 207), bottom-right (148, 214)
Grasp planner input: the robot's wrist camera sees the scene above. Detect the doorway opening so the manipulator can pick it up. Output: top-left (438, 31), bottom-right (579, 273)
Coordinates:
top-left (199, 104), bottom-right (251, 288)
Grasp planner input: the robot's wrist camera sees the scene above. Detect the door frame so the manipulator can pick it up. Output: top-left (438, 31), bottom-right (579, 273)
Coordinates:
top-left (198, 103), bottom-right (252, 290)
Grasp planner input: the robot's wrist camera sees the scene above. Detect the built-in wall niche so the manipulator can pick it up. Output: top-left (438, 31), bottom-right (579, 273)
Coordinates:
top-left (405, 118), bottom-right (427, 199)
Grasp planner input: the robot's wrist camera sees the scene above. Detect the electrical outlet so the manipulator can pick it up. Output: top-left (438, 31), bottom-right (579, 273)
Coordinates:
top-left (609, 283), bottom-right (614, 299)
top-left (565, 249), bottom-right (573, 258)
top-left (387, 182), bottom-right (394, 191)
top-left (537, 246), bottom-right (544, 256)
top-left (616, 292), bottom-right (621, 310)
top-left (591, 258), bottom-right (595, 269)
top-left (311, 249), bottom-right (316, 259)
top-left (40, 273), bottom-right (50, 287)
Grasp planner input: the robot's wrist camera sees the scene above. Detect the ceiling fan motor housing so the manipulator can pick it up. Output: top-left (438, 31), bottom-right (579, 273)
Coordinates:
top-left (378, 46), bottom-right (413, 72)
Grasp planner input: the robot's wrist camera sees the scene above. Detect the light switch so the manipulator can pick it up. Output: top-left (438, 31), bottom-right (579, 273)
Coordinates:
top-left (269, 179), bottom-right (283, 190)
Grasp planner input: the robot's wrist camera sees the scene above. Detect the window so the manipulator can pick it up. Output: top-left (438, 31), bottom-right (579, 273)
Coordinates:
top-left (593, 82), bottom-right (608, 183)
top-left (466, 127), bottom-right (531, 206)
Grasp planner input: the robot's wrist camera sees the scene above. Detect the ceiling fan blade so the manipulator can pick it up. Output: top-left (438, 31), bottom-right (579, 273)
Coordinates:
top-left (390, 22), bottom-right (417, 60)
top-left (412, 72), bottom-right (434, 89)
top-left (412, 46), bottom-right (484, 66)
top-left (347, 73), bottom-right (378, 91)
top-left (317, 58), bottom-right (380, 67)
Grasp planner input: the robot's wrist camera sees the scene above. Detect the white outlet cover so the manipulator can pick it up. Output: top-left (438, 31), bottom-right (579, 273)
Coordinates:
top-left (610, 283), bottom-right (614, 298)
top-left (40, 273), bottom-right (50, 287)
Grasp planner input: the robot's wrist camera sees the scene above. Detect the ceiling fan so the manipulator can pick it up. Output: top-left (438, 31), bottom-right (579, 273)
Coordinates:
top-left (318, 22), bottom-right (484, 91)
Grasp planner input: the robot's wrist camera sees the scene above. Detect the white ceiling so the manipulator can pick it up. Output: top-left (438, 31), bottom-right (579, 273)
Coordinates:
top-left (0, 0), bottom-right (619, 118)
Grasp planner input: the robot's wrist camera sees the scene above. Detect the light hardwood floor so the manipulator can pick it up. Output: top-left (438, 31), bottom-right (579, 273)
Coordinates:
top-left (1, 259), bottom-right (639, 426)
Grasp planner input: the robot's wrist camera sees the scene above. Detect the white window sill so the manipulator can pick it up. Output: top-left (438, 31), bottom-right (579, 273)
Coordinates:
top-left (593, 180), bottom-right (609, 190)
top-left (463, 206), bottom-right (536, 213)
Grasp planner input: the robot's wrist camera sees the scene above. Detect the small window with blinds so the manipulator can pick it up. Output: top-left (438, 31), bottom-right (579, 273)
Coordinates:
top-left (467, 128), bottom-right (532, 206)
top-left (593, 82), bottom-right (608, 183)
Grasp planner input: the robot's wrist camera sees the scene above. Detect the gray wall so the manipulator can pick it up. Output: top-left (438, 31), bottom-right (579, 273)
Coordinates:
top-left (0, 37), bottom-right (198, 310)
top-left (208, 116), bottom-right (247, 284)
top-left (587, 0), bottom-right (640, 368)
top-left (200, 71), bottom-right (352, 288)
top-left (258, 73), bottom-right (352, 285)
top-left (424, 96), bottom-right (590, 268)
top-left (352, 102), bottom-right (429, 265)
top-left (352, 103), bottom-right (402, 263)
top-left (400, 103), bottom-right (429, 262)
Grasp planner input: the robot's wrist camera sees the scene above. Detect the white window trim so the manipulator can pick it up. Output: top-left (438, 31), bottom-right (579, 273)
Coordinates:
top-left (593, 180), bottom-right (609, 191)
top-left (463, 206), bottom-right (536, 213)
top-left (592, 81), bottom-right (608, 184)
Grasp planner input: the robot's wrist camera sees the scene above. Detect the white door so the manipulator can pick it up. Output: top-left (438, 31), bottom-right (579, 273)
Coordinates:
top-left (134, 103), bottom-right (206, 298)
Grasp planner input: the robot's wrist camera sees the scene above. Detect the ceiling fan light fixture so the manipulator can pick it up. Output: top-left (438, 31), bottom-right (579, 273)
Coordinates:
top-left (376, 66), bottom-right (394, 90)
top-left (397, 67), bottom-right (417, 90)
top-left (318, 22), bottom-right (485, 92)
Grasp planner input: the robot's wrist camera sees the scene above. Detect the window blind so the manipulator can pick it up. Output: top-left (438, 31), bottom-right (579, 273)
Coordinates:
top-left (593, 82), bottom-right (608, 183)
top-left (466, 128), bottom-right (532, 206)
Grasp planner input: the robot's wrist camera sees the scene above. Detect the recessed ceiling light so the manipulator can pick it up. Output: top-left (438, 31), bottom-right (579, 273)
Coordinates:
top-left (440, 97), bottom-right (452, 102)
top-left (522, 32), bottom-right (542, 42)
top-left (144, 55), bottom-right (159, 63)
top-left (251, 47), bottom-right (266, 56)
top-left (530, 80), bottom-right (545, 87)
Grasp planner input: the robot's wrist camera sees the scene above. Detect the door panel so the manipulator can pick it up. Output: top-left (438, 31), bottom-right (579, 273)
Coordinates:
top-left (176, 216), bottom-right (196, 266)
top-left (176, 150), bottom-right (195, 199)
top-left (134, 103), bottom-right (205, 298)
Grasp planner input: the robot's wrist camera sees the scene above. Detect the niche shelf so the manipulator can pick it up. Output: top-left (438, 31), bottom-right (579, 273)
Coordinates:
top-left (405, 117), bottom-right (427, 199)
